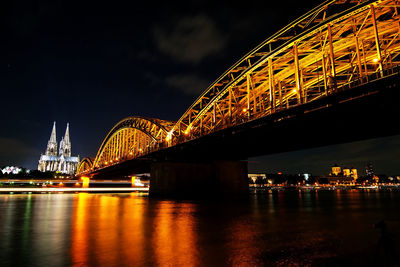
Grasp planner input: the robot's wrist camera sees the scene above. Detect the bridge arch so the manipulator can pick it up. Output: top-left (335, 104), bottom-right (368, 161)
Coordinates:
top-left (76, 157), bottom-right (94, 175)
top-left (93, 117), bottom-right (175, 169)
top-left (169, 0), bottom-right (400, 142)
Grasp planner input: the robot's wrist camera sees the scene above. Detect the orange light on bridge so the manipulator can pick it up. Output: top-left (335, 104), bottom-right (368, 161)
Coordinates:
top-left (131, 176), bottom-right (136, 187)
top-left (166, 132), bottom-right (172, 141)
top-left (116, 157), bottom-right (119, 161)
top-left (243, 108), bottom-right (247, 113)
top-left (129, 152), bottom-right (133, 155)
top-left (373, 58), bottom-right (379, 63)
top-left (184, 126), bottom-right (192, 135)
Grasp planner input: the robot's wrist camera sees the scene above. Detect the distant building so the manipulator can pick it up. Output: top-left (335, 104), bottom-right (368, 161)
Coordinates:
top-left (351, 168), bottom-right (358, 180)
top-left (343, 168), bottom-right (351, 177)
top-left (248, 173), bottom-right (267, 183)
top-left (326, 164), bottom-right (358, 184)
top-left (366, 162), bottom-right (374, 177)
top-left (38, 122), bottom-right (79, 175)
top-left (330, 164), bottom-right (358, 180)
top-left (331, 164), bottom-right (341, 176)
top-left (1, 166), bottom-right (23, 175)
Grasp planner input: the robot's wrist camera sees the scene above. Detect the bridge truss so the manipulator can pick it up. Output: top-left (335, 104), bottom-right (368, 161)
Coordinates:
top-left (77, 0), bottom-right (400, 175)
top-left (76, 157), bottom-right (94, 174)
top-left (88, 117), bottom-right (174, 172)
top-left (171, 0), bottom-right (400, 142)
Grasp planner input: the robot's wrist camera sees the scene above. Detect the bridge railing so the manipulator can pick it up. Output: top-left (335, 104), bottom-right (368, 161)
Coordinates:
top-left (338, 65), bottom-right (400, 92)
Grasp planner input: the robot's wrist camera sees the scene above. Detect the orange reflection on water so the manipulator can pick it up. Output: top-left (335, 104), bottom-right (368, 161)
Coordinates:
top-left (152, 202), bottom-right (198, 266)
top-left (70, 194), bottom-right (198, 266)
top-left (71, 193), bottom-right (90, 266)
top-left (119, 193), bottom-right (146, 265)
top-left (96, 195), bottom-right (120, 265)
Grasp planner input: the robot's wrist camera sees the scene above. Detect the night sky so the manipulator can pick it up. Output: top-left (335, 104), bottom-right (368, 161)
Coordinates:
top-left (2, 0), bottom-right (400, 175)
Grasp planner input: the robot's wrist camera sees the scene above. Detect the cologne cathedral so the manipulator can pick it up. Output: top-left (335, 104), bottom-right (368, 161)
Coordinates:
top-left (38, 122), bottom-right (79, 175)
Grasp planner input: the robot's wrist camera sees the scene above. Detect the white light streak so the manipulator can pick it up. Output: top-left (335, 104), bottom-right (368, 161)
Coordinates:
top-left (0, 187), bottom-right (149, 192)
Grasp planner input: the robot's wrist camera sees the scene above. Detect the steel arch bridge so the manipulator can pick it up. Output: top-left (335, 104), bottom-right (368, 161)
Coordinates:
top-left (91, 117), bottom-right (174, 169)
top-left (76, 157), bottom-right (94, 174)
top-left (78, 0), bottom-right (400, 176)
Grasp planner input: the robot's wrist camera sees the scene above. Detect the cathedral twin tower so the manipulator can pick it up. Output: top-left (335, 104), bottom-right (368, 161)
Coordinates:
top-left (38, 122), bottom-right (79, 175)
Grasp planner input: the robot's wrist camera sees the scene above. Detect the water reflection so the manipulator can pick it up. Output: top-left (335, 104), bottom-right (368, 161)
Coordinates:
top-left (0, 194), bottom-right (72, 266)
top-left (226, 218), bottom-right (262, 266)
top-left (71, 193), bottom-right (89, 266)
top-left (0, 190), bottom-right (399, 266)
top-left (22, 195), bottom-right (31, 249)
top-left (152, 202), bottom-right (197, 266)
top-left (71, 193), bottom-right (198, 266)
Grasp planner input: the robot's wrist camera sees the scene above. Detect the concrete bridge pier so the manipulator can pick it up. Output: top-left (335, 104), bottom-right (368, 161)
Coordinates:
top-left (149, 161), bottom-right (249, 197)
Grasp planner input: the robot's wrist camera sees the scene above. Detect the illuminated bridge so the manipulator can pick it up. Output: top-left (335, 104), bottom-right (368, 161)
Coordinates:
top-left (77, 0), bottom-right (400, 196)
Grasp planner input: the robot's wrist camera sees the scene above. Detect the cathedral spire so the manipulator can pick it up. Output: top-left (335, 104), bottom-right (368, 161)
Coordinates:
top-left (60, 123), bottom-right (72, 157)
top-left (64, 123), bottom-right (70, 144)
top-left (45, 121), bottom-right (58, 156)
top-left (50, 121), bottom-right (57, 143)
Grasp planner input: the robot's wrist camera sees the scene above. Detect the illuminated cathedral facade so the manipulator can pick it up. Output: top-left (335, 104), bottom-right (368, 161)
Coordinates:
top-left (38, 122), bottom-right (79, 175)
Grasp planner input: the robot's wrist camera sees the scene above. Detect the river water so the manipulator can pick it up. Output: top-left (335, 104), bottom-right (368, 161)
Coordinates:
top-left (0, 190), bottom-right (399, 266)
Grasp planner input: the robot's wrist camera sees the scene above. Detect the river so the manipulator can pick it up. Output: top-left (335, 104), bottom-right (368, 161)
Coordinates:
top-left (0, 190), bottom-right (399, 266)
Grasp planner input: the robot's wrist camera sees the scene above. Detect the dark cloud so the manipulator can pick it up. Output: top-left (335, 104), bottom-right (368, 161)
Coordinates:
top-left (153, 15), bottom-right (227, 64)
top-left (0, 138), bottom-right (40, 167)
top-left (143, 72), bottom-right (162, 87)
top-left (136, 50), bottom-right (158, 63)
top-left (166, 73), bottom-right (210, 95)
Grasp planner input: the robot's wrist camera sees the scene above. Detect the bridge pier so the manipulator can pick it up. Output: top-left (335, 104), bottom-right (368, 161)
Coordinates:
top-left (149, 161), bottom-right (249, 197)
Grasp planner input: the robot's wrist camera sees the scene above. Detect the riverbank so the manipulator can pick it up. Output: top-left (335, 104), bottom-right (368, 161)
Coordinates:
top-left (250, 184), bottom-right (400, 191)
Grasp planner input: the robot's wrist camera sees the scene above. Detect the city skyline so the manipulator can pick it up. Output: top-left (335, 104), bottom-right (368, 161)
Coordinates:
top-left (3, 120), bottom-right (399, 176)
